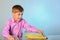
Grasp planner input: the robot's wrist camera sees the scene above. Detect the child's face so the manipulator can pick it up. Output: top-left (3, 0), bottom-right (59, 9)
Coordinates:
top-left (12, 9), bottom-right (23, 22)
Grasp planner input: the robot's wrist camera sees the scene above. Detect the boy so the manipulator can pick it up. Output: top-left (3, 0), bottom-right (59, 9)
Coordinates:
top-left (2, 5), bottom-right (43, 40)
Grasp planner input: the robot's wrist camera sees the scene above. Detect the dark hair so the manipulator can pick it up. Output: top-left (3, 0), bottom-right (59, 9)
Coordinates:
top-left (12, 5), bottom-right (24, 12)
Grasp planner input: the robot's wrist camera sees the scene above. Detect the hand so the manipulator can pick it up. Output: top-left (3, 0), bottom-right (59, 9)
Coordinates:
top-left (8, 35), bottom-right (14, 40)
top-left (37, 30), bottom-right (44, 35)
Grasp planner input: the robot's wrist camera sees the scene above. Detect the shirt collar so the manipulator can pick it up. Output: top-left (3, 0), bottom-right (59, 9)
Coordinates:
top-left (11, 18), bottom-right (23, 23)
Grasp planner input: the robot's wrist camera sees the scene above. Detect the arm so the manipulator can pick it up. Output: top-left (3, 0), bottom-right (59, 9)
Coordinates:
top-left (23, 19), bottom-right (44, 35)
top-left (23, 20), bottom-right (38, 33)
top-left (2, 20), bottom-right (14, 40)
top-left (2, 21), bottom-right (10, 38)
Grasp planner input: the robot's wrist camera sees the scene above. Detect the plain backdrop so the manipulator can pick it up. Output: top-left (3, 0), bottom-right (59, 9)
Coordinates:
top-left (0, 0), bottom-right (60, 37)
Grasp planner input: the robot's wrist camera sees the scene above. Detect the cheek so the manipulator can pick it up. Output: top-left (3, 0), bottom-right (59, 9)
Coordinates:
top-left (12, 14), bottom-right (17, 18)
top-left (18, 15), bottom-right (22, 18)
top-left (15, 15), bottom-right (22, 19)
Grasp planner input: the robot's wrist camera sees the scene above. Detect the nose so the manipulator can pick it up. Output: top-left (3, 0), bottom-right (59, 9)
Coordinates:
top-left (17, 13), bottom-right (20, 16)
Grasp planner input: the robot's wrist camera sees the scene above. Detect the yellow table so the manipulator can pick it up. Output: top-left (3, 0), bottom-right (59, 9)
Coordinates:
top-left (24, 34), bottom-right (48, 40)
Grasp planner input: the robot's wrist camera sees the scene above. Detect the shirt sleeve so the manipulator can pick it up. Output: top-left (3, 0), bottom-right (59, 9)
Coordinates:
top-left (2, 20), bottom-right (10, 38)
top-left (23, 19), bottom-right (38, 33)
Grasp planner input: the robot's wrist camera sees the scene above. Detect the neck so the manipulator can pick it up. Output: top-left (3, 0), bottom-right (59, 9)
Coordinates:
top-left (15, 20), bottom-right (19, 23)
top-left (14, 19), bottom-right (19, 23)
top-left (13, 18), bottom-right (22, 23)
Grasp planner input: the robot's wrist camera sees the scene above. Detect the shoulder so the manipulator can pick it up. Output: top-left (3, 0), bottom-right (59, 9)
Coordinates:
top-left (5, 18), bottom-right (13, 24)
top-left (21, 18), bottom-right (29, 25)
top-left (21, 18), bottom-right (27, 24)
top-left (21, 18), bottom-right (27, 22)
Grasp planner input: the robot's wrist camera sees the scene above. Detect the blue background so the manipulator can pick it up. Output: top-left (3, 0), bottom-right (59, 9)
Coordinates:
top-left (0, 0), bottom-right (60, 37)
